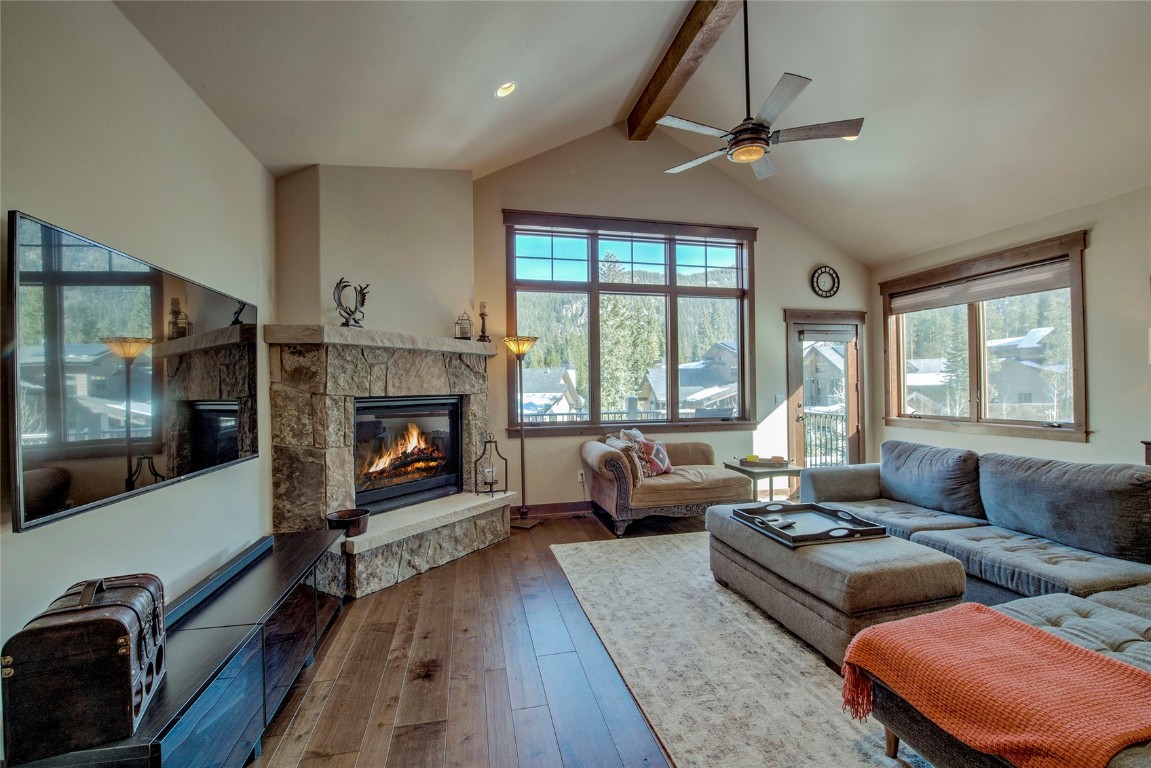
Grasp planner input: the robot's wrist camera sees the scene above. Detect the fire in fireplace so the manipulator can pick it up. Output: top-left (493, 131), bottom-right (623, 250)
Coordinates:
top-left (354, 396), bottom-right (462, 513)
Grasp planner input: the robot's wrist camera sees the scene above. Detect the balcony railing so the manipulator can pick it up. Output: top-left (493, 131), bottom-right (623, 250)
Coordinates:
top-left (804, 411), bottom-right (848, 468)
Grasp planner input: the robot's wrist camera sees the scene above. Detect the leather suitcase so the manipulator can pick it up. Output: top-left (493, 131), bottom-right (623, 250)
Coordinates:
top-left (1, 573), bottom-right (166, 765)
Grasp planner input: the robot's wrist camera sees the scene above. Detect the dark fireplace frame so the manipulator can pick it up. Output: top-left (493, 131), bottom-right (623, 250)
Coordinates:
top-left (354, 395), bottom-right (463, 513)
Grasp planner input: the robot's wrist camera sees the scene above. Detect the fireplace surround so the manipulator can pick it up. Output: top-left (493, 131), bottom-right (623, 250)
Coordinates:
top-left (265, 325), bottom-right (511, 597)
top-left (265, 326), bottom-right (497, 531)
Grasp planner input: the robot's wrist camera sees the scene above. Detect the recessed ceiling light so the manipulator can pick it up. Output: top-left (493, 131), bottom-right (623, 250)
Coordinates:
top-left (495, 81), bottom-right (517, 98)
top-left (842, 135), bottom-right (859, 141)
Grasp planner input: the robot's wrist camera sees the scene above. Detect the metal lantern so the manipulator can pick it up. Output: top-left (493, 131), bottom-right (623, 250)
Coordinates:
top-left (455, 311), bottom-right (474, 340)
top-left (474, 433), bottom-right (508, 496)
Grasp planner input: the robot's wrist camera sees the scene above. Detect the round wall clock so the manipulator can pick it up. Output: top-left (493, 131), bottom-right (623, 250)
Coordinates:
top-left (810, 265), bottom-right (840, 298)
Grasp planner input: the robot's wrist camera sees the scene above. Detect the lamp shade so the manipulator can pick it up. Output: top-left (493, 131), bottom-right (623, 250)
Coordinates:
top-left (503, 335), bottom-right (538, 358)
top-left (100, 337), bottom-right (153, 359)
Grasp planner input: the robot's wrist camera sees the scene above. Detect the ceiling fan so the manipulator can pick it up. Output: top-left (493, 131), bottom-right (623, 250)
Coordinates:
top-left (657, 0), bottom-right (863, 180)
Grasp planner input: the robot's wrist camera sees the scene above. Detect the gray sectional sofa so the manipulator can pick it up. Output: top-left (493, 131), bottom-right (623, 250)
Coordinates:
top-left (802, 441), bottom-right (1151, 767)
top-left (800, 440), bottom-right (1151, 604)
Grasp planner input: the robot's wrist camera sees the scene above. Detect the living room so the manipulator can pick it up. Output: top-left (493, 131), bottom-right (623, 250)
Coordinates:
top-left (1, 1), bottom-right (1149, 767)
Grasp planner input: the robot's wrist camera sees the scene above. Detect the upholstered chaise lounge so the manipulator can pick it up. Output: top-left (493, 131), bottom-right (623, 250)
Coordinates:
top-left (580, 437), bottom-right (752, 535)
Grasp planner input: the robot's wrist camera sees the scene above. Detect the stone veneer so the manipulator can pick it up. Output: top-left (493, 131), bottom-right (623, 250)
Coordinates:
top-left (265, 324), bottom-right (498, 531)
top-left (317, 492), bottom-right (515, 598)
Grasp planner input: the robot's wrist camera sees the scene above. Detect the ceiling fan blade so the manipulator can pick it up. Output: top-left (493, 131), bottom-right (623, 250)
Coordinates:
top-left (770, 118), bottom-right (864, 144)
top-left (753, 73), bottom-right (811, 126)
top-left (665, 148), bottom-right (727, 174)
top-left (657, 115), bottom-right (732, 139)
top-left (751, 154), bottom-right (776, 180)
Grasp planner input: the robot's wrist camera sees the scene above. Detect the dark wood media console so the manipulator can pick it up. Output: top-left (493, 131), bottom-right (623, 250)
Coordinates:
top-left (14, 530), bottom-right (342, 768)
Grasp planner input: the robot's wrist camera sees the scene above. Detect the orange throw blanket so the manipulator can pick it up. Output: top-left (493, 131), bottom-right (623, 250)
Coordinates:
top-left (842, 603), bottom-right (1151, 768)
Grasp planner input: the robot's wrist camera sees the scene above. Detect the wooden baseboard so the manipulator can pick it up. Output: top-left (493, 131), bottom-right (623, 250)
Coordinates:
top-left (515, 500), bottom-right (594, 519)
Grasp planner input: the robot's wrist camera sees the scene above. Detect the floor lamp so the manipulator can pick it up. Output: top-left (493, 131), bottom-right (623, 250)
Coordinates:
top-left (503, 335), bottom-right (538, 526)
top-left (100, 336), bottom-right (153, 492)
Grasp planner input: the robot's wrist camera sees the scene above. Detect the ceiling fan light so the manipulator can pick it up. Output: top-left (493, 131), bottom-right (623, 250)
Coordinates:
top-left (730, 144), bottom-right (766, 164)
top-left (495, 81), bottom-right (517, 98)
top-left (842, 135), bottom-right (859, 141)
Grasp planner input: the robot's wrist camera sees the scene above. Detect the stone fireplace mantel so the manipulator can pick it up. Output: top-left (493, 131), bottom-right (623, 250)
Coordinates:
top-left (263, 324), bottom-right (497, 357)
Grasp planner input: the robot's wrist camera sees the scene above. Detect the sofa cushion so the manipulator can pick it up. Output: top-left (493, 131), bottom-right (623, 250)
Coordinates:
top-left (910, 526), bottom-right (1151, 598)
top-left (1089, 583), bottom-right (1151, 621)
top-left (879, 440), bottom-right (984, 518)
top-left (629, 465), bottom-right (751, 509)
top-left (979, 453), bottom-right (1151, 562)
top-left (818, 499), bottom-right (988, 540)
top-left (995, 593), bottom-right (1151, 673)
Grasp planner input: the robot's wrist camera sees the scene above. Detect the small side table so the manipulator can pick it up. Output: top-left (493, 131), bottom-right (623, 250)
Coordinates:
top-left (723, 462), bottom-right (803, 501)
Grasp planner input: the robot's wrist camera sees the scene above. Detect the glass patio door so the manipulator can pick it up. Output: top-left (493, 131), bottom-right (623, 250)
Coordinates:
top-left (784, 311), bottom-right (865, 467)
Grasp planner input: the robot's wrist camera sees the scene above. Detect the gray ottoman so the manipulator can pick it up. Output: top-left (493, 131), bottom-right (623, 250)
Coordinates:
top-left (706, 504), bottom-right (966, 665)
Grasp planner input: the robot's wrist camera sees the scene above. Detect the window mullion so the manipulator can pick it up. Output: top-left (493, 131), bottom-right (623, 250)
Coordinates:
top-left (667, 287), bottom-right (680, 424)
top-left (969, 303), bottom-right (983, 423)
top-left (589, 289), bottom-right (601, 424)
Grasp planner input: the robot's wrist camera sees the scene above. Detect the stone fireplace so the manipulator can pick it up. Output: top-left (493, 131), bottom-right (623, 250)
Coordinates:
top-left (265, 325), bottom-right (513, 596)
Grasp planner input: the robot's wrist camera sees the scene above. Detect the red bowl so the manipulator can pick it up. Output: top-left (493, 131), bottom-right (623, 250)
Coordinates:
top-left (326, 508), bottom-right (370, 537)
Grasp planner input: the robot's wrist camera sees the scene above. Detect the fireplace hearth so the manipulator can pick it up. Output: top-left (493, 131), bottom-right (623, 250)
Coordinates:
top-left (354, 396), bottom-right (462, 513)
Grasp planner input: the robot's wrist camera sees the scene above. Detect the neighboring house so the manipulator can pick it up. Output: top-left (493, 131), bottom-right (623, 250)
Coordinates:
top-left (802, 342), bottom-right (845, 409)
top-left (520, 366), bottom-right (583, 415)
top-left (902, 328), bottom-right (1069, 419)
top-left (637, 341), bottom-right (740, 417)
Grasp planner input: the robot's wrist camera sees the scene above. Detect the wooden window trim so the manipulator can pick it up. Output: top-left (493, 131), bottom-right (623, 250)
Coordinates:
top-left (881, 231), bottom-right (1088, 441)
top-left (506, 210), bottom-right (757, 434)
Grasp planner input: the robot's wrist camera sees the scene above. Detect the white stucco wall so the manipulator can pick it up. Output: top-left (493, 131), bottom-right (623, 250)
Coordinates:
top-left (1, 2), bottom-right (275, 653)
top-left (275, 165), bottom-right (475, 337)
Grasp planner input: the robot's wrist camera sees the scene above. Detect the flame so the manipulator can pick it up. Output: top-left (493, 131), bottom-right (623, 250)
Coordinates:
top-left (366, 422), bottom-right (432, 474)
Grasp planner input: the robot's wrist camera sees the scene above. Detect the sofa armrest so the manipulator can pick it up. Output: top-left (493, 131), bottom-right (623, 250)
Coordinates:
top-left (800, 463), bottom-right (882, 503)
top-left (666, 441), bottom-right (715, 466)
top-left (581, 440), bottom-right (633, 484)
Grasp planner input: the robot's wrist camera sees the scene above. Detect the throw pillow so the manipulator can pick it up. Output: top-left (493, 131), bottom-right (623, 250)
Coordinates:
top-left (619, 427), bottom-right (646, 445)
top-left (639, 439), bottom-right (673, 475)
top-left (605, 437), bottom-right (646, 485)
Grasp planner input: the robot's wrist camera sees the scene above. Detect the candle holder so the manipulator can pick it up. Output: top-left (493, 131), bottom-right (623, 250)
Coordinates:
top-left (477, 301), bottom-right (491, 343)
top-left (474, 433), bottom-right (508, 495)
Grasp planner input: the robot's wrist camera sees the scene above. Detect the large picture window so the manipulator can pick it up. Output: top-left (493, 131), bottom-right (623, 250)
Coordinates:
top-left (505, 211), bottom-right (755, 434)
top-left (881, 231), bottom-right (1086, 441)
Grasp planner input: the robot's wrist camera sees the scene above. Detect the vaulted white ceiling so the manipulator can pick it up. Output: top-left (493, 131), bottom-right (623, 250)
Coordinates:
top-left (119, 1), bottom-right (1150, 264)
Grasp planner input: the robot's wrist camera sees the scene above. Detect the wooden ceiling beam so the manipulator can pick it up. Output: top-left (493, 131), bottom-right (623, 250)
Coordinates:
top-left (627, 0), bottom-right (742, 141)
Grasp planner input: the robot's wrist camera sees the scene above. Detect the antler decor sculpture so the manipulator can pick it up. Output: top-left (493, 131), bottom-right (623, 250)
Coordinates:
top-left (333, 277), bottom-right (370, 328)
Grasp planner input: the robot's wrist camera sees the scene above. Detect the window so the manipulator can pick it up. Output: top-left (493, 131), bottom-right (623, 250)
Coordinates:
top-left (881, 231), bottom-right (1086, 441)
top-left (15, 216), bottom-right (163, 457)
top-left (505, 210), bottom-right (756, 433)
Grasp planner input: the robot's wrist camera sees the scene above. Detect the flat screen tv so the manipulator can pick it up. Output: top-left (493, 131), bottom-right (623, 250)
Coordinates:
top-left (3, 211), bottom-right (259, 531)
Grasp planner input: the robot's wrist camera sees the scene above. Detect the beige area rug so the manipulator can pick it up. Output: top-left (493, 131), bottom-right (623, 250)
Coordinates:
top-left (551, 532), bottom-right (932, 768)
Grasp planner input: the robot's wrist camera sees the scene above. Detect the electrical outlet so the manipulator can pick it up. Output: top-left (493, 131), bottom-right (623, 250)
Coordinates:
top-left (577, 470), bottom-right (585, 484)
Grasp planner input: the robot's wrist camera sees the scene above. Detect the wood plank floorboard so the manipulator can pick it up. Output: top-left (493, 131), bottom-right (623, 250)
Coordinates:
top-left (262, 515), bottom-right (672, 768)
top-left (537, 652), bottom-right (624, 768)
top-left (511, 706), bottom-right (564, 768)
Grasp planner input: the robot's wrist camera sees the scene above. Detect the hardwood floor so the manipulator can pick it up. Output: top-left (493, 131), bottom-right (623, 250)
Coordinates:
top-left (256, 513), bottom-right (701, 768)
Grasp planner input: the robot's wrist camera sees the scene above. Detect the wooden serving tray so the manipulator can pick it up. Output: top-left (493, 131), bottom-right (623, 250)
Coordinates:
top-left (731, 503), bottom-right (887, 548)
top-left (738, 459), bottom-right (791, 468)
